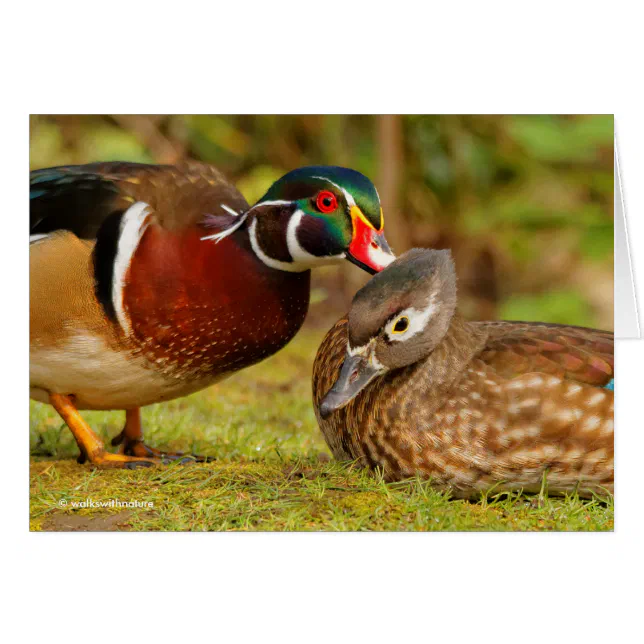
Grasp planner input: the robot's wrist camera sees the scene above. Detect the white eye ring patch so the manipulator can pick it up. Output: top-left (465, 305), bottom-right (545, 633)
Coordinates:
top-left (385, 297), bottom-right (437, 342)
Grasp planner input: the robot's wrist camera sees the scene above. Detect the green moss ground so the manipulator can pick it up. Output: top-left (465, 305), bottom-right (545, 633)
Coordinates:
top-left (29, 329), bottom-right (613, 532)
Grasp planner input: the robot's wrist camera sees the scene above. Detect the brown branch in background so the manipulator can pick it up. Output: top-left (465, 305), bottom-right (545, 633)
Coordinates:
top-left (377, 114), bottom-right (411, 254)
top-left (110, 115), bottom-right (185, 164)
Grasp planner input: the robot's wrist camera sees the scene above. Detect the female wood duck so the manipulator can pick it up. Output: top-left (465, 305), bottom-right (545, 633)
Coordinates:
top-left (30, 161), bottom-right (394, 468)
top-left (313, 249), bottom-right (614, 498)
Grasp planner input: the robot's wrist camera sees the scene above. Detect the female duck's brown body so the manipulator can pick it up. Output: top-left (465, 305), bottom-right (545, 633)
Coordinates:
top-left (313, 250), bottom-right (613, 498)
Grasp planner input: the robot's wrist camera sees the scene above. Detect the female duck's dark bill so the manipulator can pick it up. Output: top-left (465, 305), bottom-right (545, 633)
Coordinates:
top-left (319, 353), bottom-right (381, 419)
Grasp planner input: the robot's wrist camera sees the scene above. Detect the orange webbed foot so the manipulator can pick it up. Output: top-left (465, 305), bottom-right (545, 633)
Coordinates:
top-left (49, 394), bottom-right (201, 469)
top-left (110, 409), bottom-right (215, 463)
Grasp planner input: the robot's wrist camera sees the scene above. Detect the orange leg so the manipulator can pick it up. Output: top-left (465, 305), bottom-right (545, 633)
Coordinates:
top-left (111, 408), bottom-right (213, 462)
top-left (49, 394), bottom-right (159, 469)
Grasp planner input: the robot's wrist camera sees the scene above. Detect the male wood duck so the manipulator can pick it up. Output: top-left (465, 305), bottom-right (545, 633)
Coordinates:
top-left (313, 249), bottom-right (614, 498)
top-left (30, 161), bottom-right (395, 468)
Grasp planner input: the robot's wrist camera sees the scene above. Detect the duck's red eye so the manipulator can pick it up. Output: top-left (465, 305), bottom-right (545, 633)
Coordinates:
top-left (315, 190), bottom-right (338, 214)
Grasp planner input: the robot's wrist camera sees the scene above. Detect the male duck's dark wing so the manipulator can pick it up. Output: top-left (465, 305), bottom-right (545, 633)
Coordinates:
top-left (475, 321), bottom-right (614, 388)
top-left (30, 161), bottom-right (249, 240)
top-left (31, 163), bottom-right (127, 239)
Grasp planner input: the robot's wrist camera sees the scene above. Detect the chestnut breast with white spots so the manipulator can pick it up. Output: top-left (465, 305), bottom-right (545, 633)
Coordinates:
top-left (123, 223), bottom-right (311, 381)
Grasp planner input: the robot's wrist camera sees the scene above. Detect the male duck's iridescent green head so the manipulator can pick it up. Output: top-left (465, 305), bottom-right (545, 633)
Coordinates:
top-left (232, 166), bottom-right (395, 274)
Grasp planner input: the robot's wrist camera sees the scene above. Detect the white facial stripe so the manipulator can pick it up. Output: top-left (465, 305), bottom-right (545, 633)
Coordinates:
top-left (386, 295), bottom-right (437, 343)
top-left (287, 209), bottom-right (345, 267)
top-left (347, 341), bottom-right (369, 357)
top-left (248, 218), bottom-right (304, 272)
top-left (311, 176), bottom-right (356, 208)
top-left (287, 210), bottom-right (316, 263)
top-left (250, 199), bottom-right (293, 209)
top-left (201, 203), bottom-right (249, 243)
top-left (220, 203), bottom-right (243, 217)
top-left (346, 340), bottom-right (385, 372)
top-left (369, 351), bottom-right (385, 372)
top-left (113, 201), bottom-right (151, 335)
top-left (207, 199), bottom-right (349, 273)
top-left (201, 201), bottom-right (292, 244)
top-left (29, 234), bottom-right (49, 244)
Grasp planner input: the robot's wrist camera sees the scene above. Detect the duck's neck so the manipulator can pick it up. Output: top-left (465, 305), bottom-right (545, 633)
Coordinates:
top-left (427, 315), bottom-right (488, 382)
top-left (245, 203), bottom-right (345, 273)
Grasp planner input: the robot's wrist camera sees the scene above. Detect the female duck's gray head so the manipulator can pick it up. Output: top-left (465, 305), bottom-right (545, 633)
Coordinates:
top-left (319, 248), bottom-right (457, 418)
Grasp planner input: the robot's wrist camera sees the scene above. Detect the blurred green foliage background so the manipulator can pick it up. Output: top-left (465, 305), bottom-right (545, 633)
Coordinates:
top-left (29, 115), bottom-right (614, 330)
